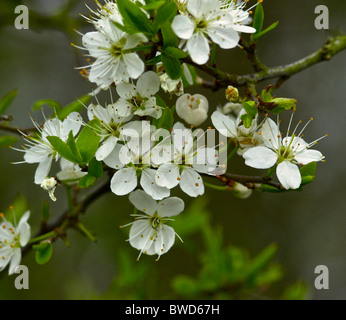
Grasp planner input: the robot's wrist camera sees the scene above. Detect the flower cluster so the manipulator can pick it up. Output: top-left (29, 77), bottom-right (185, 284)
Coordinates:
top-left (10, 0), bottom-right (326, 264)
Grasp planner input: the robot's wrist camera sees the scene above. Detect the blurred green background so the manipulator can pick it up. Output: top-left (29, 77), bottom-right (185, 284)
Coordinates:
top-left (0, 0), bottom-right (345, 300)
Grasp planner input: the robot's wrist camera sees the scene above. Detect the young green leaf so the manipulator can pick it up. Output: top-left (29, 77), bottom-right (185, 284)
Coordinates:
top-left (46, 136), bottom-right (79, 163)
top-left (161, 21), bottom-right (178, 47)
top-left (162, 46), bottom-right (189, 59)
top-left (88, 157), bottom-right (103, 178)
top-left (76, 122), bottom-right (101, 164)
top-left (32, 99), bottom-right (62, 113)
top-left (144, 0), bottom-right (166, 12)
top-left (33, 242), bottom-right (53, 265)
top-left (161, 53), bottom-right (181, 80)
top-left (299, 161), bottom-right (317, 177)
top-left (67, 131), bottom-right (84, 165)
top-left (146, 54), bottom-right (162, 66)
top-left (252, 2), bottom-right (264, 33)
top-left (153, 107), bottom-right (174, 130)
top-left (253, 21), bottom-right (279, 41)
top-left (243, 101), bottom-right (258, 117)
top-left (117, 0), bottom-right (153, 35)
top-left (271, 98), bottom-right (297, 114)
top-left (0, 89), bottom-right (18, 115)
top-left (58, 95), bottom-right (91, 120)
top-left (152, 0), bottom-right (177, 33)
top-left (78, 173), bottom-right (97, 188)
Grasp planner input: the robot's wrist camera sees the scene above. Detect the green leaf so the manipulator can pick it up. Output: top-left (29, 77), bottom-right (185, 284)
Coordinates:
top-left (146, 54), bottom-right (162, 66)
top-left (253, 21), bottom-right (279, 41)
top-left (252, 2), bottom-right (264, 33)
top-left (240, 113), bottom-right (255, 129)
top-left (78, 173), bottom-right (97, 188)
top-left (46, 136), bottom-right (79, 163)
top-left (162, 46), bottom-right (188, 59)
top-left (161, 21), bottom-right (178, 47)
top-left (32, 99), bottom-right (62, 113)
top-left (300, 162), bottom-right (317, 177)
top-left (282, 282), bottom-right (307, 300)
top-left (58, 95), bottom-right (91, 120)
top-left (33, 242), bottom-right (53, 265)
top-left (76, 122), bottom-right (101, 164)
top-left (0, 89), bottom-right (18, 115)
top-left (243, 101), bottom-right (258, 117)
top-left (153, 107), bottom-right (174, 130)
top-left (144, 0), bottom-right (166, 12)
top-left (117, 0), bottom-right (153, 35)
top-left (257, 184), bottom-right (283, 193)
top-left (88, 157), bottom-right (103, 178)
top-left (261, 89), bottom-right (273, 102)
top-left (66, 131), bottom-right (84, 164)
top-left (301, 175), bottom-right (315, 186)
top-left (152, 0), bottom-right (177, 33)
top-left (271, 98), bottom-right (297, 114)
top-left (0, 135), bottom-right (18, 148)
top-left (161, 53), bottom-right (181, 80)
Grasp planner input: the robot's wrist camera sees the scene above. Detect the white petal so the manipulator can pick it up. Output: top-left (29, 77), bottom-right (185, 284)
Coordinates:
top-left (294, 149), bottom-right (324, 165)
top-left (187, 32), bottom-right (210, 65)
top-left (8, 250), bottom-right (21, 275)
top-left (276, 161), bottom-right (301, 189)
top-left (180, 167), bottom-right (204, 197)
top-left (157, 197), bottom-right (184, 217)
top-left (261, 118), bottom-right (280, 150)
top-left (95, 136), bottom-right (118, 161)
top-left (187, 0), bottom-right (220, 17)
top-left (154, 225), bottom-right (175, 255)
top-left (172, 15), bottom-right (195, 40)
top-left (116, 82), bottom-right (137, 99)
top-left (24, 147), bottom-right (50, 164)
top-left (207, 25), bottom-right (240, 49)
top-left (129, 220), bottom-right (153, 252)
top-left (122, 53), bottom-right (145, 80)
top-left (136, 71), bottom-right (161, 97)
top-left (34, 157), bottom-right (53, 185)
top-left (104, 144), bottom-right (130, 169)
top-left (129, 190), bottom-right (158, 215)
top-left (61, 112), bottom-right (83, 139)
top-left (243, 146), bottom-right (278, 169)
top-left (211, 111), bottom-right (237, 138)
top-left (232, 24), bottom-right (256, 33)
top-left (140, 169), bottom-right (170, 200)
top-left (155, 164), bottom-right (181, 189)
top-left (110, 167), bottom-right (137, 196)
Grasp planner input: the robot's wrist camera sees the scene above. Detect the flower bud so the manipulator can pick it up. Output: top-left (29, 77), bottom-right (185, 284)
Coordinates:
top-left (232, 183), bottom-right (252, 199)
top-left (160, 73), bottom-right (184, 96)
top-left (176, 93), bottom-right (209, 126)
top-left (225, 86), bottom-right (239, 102)
top-left (40, 177), bottom-right (57, 202)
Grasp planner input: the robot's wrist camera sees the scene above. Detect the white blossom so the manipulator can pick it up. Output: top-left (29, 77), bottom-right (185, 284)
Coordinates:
top-left (15, 113), bottom-right (82, 185)
top-left (123, 190), bottom-right (184, 261)
top-left (80, 17), bottom-right (147, 90)
top-left (154, 123), bottom-right (218, 197)
top-left (104, 121), bottom-right (170, 200)
top-left (243, 116), bottom-right (326, 190)
top-left (87, 100), bottom-right (133, 161)
top-left (0, 211), bottom-right (30, 275)
top-left (176, 93), bottom-right (209, 127)
top-left (116, 71), bottom-right (163, 119)
top-left (211, 109), bottom-right (262, 154)
top-left (171, 0), bottom-right (256, 64)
